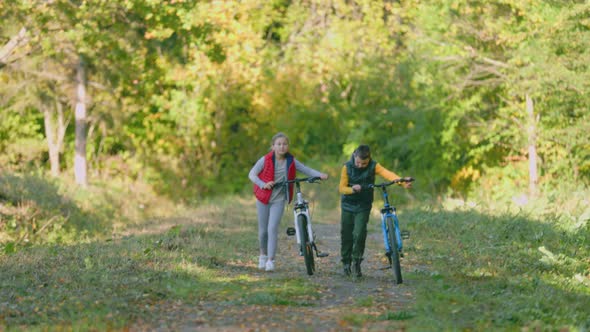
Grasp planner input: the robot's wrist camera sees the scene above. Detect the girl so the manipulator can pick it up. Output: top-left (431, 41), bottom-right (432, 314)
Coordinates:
top-left (248, 132), bottom-right (328, 271)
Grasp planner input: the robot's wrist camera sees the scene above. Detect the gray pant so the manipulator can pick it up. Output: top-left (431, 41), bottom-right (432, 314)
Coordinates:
top-left (256, 199), bottom-right (286, 259)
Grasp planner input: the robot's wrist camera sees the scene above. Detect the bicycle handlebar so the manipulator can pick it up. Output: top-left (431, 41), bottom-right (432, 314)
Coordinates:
top-left (274, 176), bottom-right (322, 188)
top-left (368, 177), bottom-right (415, 189)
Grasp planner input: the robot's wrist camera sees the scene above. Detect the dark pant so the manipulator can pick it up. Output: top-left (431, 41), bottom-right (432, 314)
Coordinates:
top-left (340, 209), bottom-right (371, 264)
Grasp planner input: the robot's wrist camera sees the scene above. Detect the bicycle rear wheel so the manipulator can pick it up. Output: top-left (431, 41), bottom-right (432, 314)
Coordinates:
top-left (386, 216), bottom-right (402, 284)
top-left (297, 214), bottom-right (315, 275)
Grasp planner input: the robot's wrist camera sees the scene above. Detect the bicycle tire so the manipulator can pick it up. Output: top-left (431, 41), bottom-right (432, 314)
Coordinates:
top-left (386, 216), bottom-right (402, 284)
top-left (297, 214), bottom-right (315, 275)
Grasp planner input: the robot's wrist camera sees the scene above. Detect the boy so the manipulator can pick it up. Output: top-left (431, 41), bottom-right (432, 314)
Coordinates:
top-left (338, 144), bottom-right (411, 277)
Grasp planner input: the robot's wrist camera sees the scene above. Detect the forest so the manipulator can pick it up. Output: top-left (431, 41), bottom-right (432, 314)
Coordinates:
top-left (1, 0), bottom-right (589, 330)
top-left (1, 0), bottom-right (587, 196)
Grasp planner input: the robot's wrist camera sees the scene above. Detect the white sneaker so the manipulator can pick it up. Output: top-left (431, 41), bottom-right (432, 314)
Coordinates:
top-left (265, 259), bottom-right (275, 272)
top-left (258, 255), bottom-right (267, 269)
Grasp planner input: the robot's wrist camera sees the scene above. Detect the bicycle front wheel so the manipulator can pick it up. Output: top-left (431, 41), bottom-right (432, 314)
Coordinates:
top-left (297, 214), bottom-right (315, 275)
top-left (386, 216), bottom-right (402, 284)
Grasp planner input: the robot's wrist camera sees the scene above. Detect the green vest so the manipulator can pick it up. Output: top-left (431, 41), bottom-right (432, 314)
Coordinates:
top-left (341, 158), bottom-right (376, 212)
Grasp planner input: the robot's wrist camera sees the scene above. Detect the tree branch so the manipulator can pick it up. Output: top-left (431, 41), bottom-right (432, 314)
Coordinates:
top-left (5, 63), bottom-right (108, 90)
top-left (0, 28), bottom-right (29, 68)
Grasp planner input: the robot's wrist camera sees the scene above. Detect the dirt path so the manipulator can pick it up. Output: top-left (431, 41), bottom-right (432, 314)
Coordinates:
top-left (158, 219), bottom-right (417, 332)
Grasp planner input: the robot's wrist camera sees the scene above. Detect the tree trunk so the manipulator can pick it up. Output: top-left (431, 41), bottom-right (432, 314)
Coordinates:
top-left (526, 94), bottom-right (538, 196)
top-left (43, 99), bottom-right (67, 177)
top-left (44, 107), bottom-right (60, 176)
top-left (74, 57), bottom-right (88, 187)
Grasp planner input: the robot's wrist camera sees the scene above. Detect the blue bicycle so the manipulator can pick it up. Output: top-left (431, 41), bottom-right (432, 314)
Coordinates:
top-left (368, 177), bottom-right (414, 284)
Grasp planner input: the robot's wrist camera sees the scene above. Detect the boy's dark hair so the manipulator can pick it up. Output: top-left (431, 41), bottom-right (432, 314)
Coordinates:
top-left (353, 145), bottom-right (371, 160)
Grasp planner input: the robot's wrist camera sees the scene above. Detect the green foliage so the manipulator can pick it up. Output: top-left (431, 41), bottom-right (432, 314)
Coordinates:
top-left (1, 0), bottom-right (589, 199)
top-left (395, 0), bottom-right (590, 194)
top-left (0, 110), bottom-right (45, 171)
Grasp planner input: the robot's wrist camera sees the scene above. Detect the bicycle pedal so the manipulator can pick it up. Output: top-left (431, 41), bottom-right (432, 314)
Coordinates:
top-left (286, 227), bottom-right (296, 236)
top-left (401, 230), bottom-right (410, 239)
top-left (317, 252), bottom-right (329, 258)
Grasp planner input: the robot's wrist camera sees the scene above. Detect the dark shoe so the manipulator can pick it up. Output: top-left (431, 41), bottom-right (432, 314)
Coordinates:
top-left (343, 263), bottom-right (351, 277)
top-left (352, 261), bottom-right (362, 277)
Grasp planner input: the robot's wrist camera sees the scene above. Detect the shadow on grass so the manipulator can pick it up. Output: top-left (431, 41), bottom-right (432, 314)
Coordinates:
top-left (401, 208), bottom-right (590, 330)
top-left (0, 173), bottom-right (111, 239)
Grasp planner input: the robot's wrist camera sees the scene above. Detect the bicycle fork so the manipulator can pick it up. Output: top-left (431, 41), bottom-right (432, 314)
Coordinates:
top-left (292, 206), bottom-right (313, 248)
top-left (286, 203), bottom-right (328, 258)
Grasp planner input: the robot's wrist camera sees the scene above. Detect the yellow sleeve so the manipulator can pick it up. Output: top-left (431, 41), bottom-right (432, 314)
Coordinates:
top-left (375, 163), bottom-right (401, 182)
top-left (338, 165), bottom-right (355, 195)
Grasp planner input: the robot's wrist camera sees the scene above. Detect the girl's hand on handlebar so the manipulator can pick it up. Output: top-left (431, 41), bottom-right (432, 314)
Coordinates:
top-left (263, 181), bottom-right (275, 190)
top-left (320, 173), bottom-right (329, 180)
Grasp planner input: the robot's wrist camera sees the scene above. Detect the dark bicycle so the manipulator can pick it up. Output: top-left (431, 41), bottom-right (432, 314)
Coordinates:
top-left (368, 177), bottom-right (415, 284)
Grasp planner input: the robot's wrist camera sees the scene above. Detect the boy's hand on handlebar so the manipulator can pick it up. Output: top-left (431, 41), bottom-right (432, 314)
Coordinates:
top-left (351, 184), bottom-right (362, 193)
top-left (401, 181), bottom-right (412, 189)
top-left (400, 176), bottom-right (414, 189)
top-left (320, 173), bottom-right (329, 180)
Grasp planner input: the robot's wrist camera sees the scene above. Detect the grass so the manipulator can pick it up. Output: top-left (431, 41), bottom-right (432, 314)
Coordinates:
top-left (1, 171), bottom-right (589, 330)
top-left (0, 172), bottom-right (167, 248)
top-left (0, 173), bottom-right (323, 330)
top-left (402, 202), bottom-right (590, 331)
top-left (0, 209), bottom-right (322, 329)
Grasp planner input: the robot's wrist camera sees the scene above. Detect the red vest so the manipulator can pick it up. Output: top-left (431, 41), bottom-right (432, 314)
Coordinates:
top-left (254, 151), bottom-right (296, 204)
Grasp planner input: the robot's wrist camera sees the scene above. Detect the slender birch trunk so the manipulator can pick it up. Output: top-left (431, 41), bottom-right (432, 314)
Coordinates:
top-left (526, 94), bottom-right (538, 196)
top-left (44, 107), bottom-right (60, 176)
top-left (74, 57), bottom-right (88, 187)
top-left (43, 98), bottom-right (67, 177)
